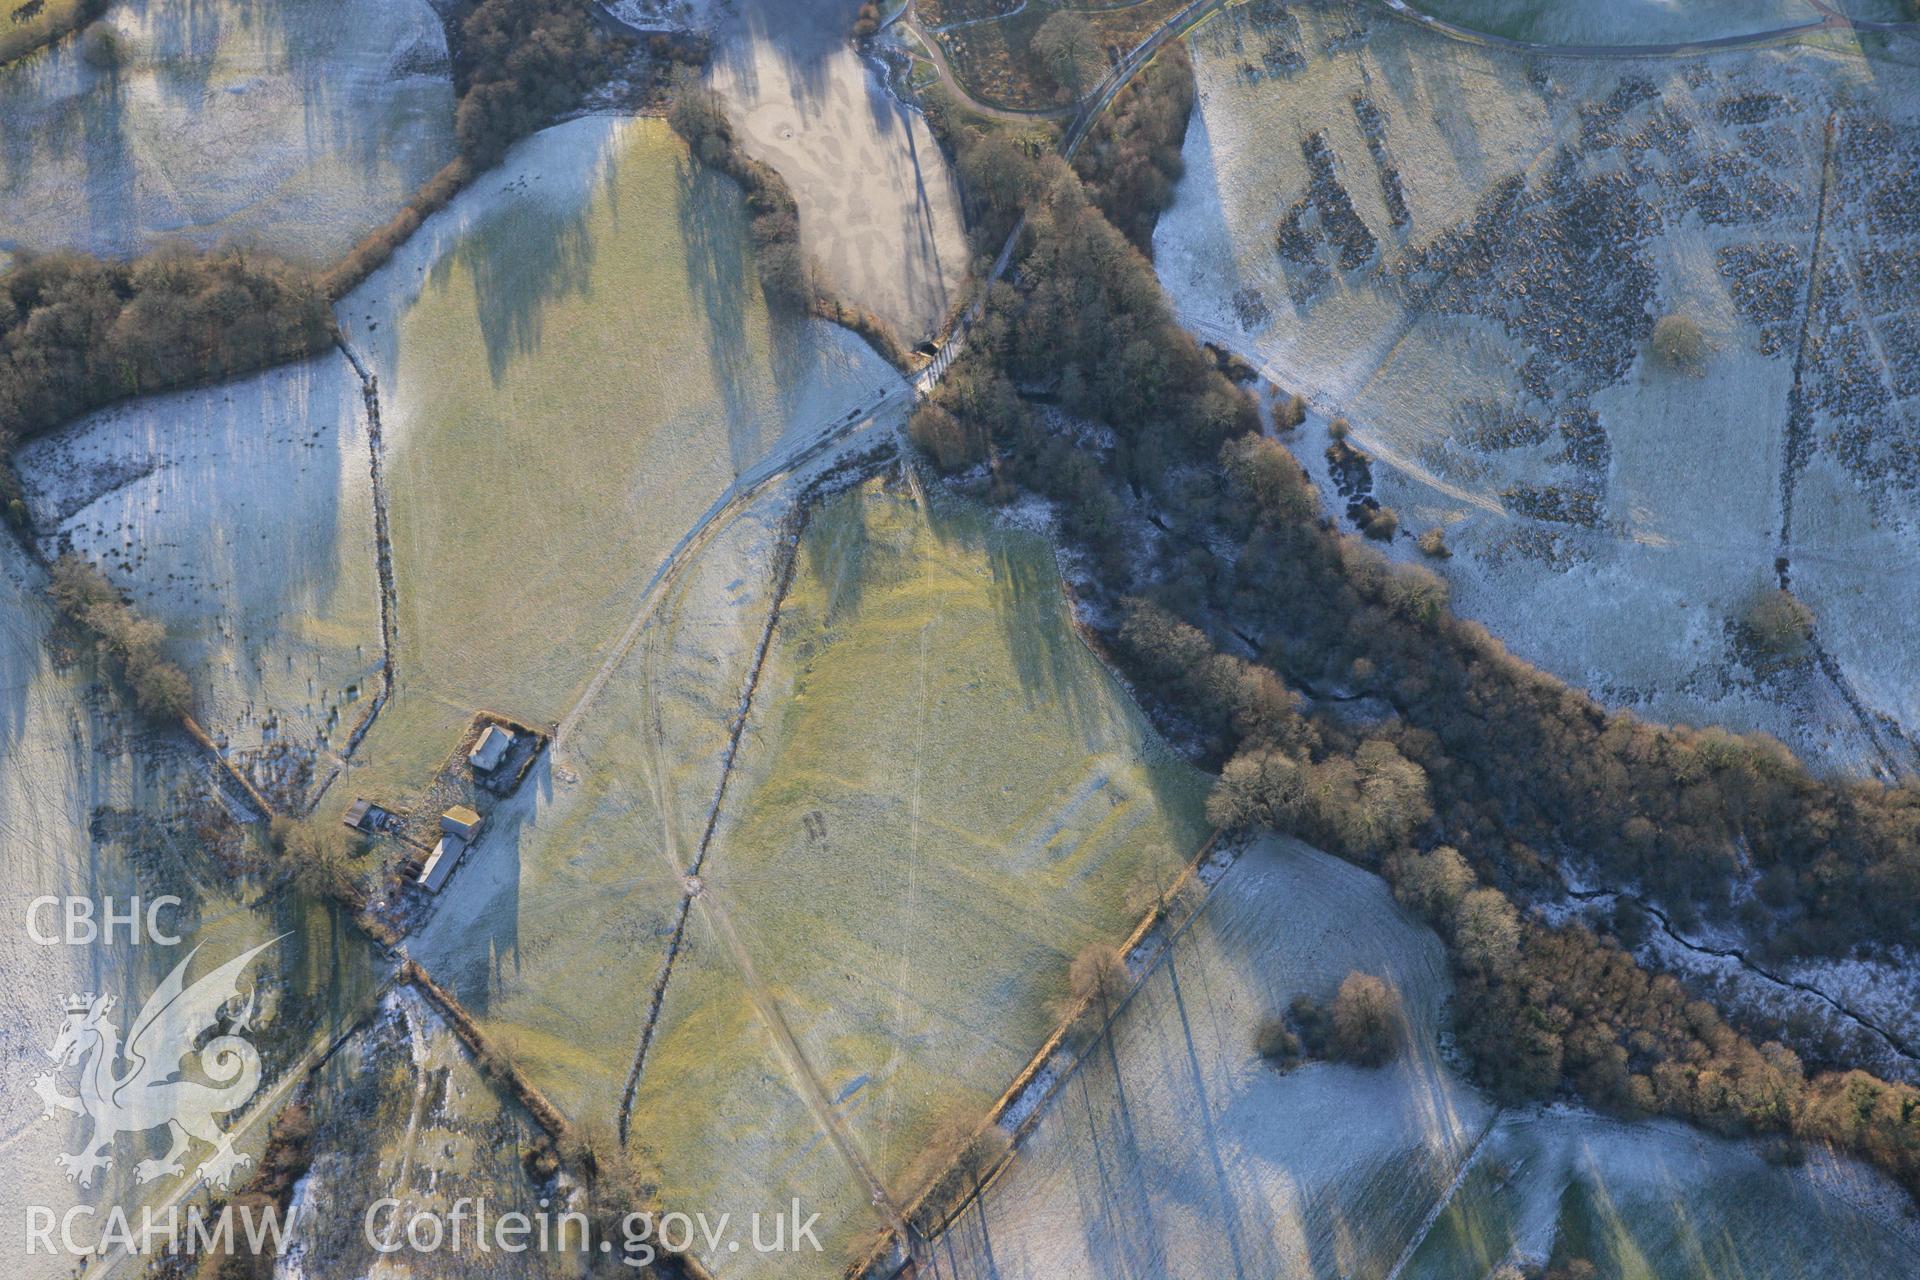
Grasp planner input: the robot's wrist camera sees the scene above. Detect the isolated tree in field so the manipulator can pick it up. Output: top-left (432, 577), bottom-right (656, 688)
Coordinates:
top-left (1651, 312), bottom-right (1710, 375)
top-left (1068, 941), bottom-right (1129, 1018)
top-left (1741, 587), bottom-right (1816, 661)
top-left (1331, 971), bottom-right (1401, 1067)
top-left (79, 21), bottom-right (120, 70)
top-left (1033, 11), bottom-right (1102, 99)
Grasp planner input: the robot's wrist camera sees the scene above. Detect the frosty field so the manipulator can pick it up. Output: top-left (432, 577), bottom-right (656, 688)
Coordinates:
top-left (341, 114), bottom-right (900, 804)
top-left (13, 356), bottom-right (380, 770)
top-left (407, 487), bottom-right (797, 1132)
top-left (0, 0), bottom-right (455, 266)
top-left (596, 478), bottom-right (1213, 1276)
top-left (923, 836), bottom-right (1920, 1279)
top-left (0, 539), bottom-right (382, 1280)
top-left (924, 835), bottom-right (1489, 1280)
top-left (1157, 0), bottom-right (1920, 775)
top-left (1402, 1109), bottom-right (1920, 1278)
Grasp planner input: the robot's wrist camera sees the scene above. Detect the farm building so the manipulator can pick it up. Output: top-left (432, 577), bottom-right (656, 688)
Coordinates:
top-left (341, 797), bottom-right (392, 833)
top-left (440, 805), bottom-right (484, 841)
top-left (418, 835), bottom-right (468, 894)
top-left (469, 724), bottom-right (514, 773)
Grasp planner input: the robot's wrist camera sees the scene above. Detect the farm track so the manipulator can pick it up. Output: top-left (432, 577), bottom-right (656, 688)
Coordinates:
top-left (1380, 0), bottom-right (1919, 60)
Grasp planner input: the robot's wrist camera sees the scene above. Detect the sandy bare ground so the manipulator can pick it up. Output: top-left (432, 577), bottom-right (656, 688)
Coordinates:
top-left (705, 0), bottom-right (970, 341)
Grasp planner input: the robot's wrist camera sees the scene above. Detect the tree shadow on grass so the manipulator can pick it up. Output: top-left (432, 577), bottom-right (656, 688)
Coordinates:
top-left (674, 150), bottom-right (768, 479)
top-left (443, 173), bottom-right (599, 387)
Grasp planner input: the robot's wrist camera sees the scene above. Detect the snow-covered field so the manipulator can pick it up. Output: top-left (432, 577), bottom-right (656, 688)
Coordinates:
top-left (709, 0), bottom-right (970, 340)
top-left (13, 357), bottom-right (380, 765)
top-left (0, 0), bottom-right (454, 266)
top-left (925, 836), bottom-right (1920, 1278)
top-left (1157, 0), bottom-right (1920, 776)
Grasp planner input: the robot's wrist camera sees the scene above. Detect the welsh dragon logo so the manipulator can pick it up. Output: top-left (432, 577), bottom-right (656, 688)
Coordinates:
top-left (33, 937), bottom-right (282, 1190)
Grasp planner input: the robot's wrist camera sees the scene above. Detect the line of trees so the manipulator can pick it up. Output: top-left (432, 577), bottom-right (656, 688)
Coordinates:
top-left (46, 554), bottom-right (193, 720)
top-left (1071, 41), bottom-right (1194, 255)
top-left (903, 55), bottom-right (1920, 1201)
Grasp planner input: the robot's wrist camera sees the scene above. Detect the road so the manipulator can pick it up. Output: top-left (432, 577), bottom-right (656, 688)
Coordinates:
top-left (898, 0), bottom-right (1230, 125)
top-left (1377, 0), bottom-right (1916, 59)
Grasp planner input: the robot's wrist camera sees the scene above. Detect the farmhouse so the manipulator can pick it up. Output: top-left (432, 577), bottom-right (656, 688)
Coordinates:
top-left (469, 724), bottom-right (514, 773)
top-left (441, 805), bottom-right (484, 841)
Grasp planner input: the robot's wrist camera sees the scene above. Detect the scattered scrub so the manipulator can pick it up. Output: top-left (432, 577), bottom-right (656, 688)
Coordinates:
top-left (1740, 587), bottom-right (1816, 663)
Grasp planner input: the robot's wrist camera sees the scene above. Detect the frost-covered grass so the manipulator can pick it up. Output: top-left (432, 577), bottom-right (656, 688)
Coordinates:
top-left (624, 479), bottom-right (1213, 1276)
top-left (13, 357), bottom-right (380, 760)
top-left (926, 837), bottom-right (1920, 1279)
top-left (1157, 3), bottom-right (1920, 774)
top-left (1403, 0), bottom-right (1821, 45)
top-left (0, 0), bottom-right (455, 265)
top-left (1403, 1110), bottom-right (1920, 1277)
top-left (407, 488), bottom-right (794, 1132)
top-left (0, 546), bottom-right (381, 1280)
top-left (928, 835), bottom-right (1491, 1278)
top-left (341, 116), bottom-right (899, 803)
